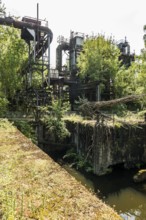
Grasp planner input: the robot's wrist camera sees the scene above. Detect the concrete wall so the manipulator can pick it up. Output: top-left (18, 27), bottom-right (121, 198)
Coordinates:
top-left (67, 121), bottom-right (146, 175)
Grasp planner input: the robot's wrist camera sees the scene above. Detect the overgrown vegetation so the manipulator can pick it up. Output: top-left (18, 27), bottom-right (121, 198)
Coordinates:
top-left (0, 1), bottom-right (146, 122)
top-left (63, 148), bottom-right (93, 172)
top-left (0, 1), bottom-right (28, 117)
top-left (63, 113), bottom-right (84, 123)
top-left (14, 120), bottom-right (37, 143)
top-left (0, 97), bottom-right (9, 117)
top-left (77, 35), bottom-right (121, 84)
top-left (0, 118), bottom-right (15, 131)
top-left (77, 34), bottom-right (146, 114)
top-left (1, 1), bottom-right (146, 219)
top-left (40, 98), bottom-right (70, 142)
top-left (0, 120), bottom-right (122, 220)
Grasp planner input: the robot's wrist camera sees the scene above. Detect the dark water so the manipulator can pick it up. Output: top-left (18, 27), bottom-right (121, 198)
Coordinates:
top-left (62, 165), bottom-right (146, 220)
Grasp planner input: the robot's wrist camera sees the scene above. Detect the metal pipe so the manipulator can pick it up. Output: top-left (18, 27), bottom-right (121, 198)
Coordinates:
top-left (36, 3), bottom-right (40, 48)
top-left (33, 31), bottom-right (36, 62)
top-left (0, 17), bottom-right (53, 42)
top-left (42, 40), bottom-right (44, 86)
top-left (47, 34), bottom-right (50, 86)
top-left (37, 3), bottom-right (39, 22)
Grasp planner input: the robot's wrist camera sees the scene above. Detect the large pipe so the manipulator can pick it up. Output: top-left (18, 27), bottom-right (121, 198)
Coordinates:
top-left (0, 16), bottom-right (53, 42)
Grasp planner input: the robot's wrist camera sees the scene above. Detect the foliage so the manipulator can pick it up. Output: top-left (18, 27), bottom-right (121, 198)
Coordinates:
top-left (0, 96), bottom-right (9, 117)
top-left (63, 113), bottom-right (83, 123)
top-left (135, 54), bottom-right (146, 95)
top-left (31, 71), bottom-right (43, 88)
top-left (114, 65), bottom-right (135, 97)
top-left (0, 118), bottom-right (15, 131)
top-left (0, 0), bottom-right (6, 14)
top-left (14, 120), bottom-right (36, 143)
top-left (108, 103), bottom-right (128, 117)
top-left (0, 1), bottom-right (28, 104)
top-left (28, 63), bottom-right (45, 88)
top-left (0, 26), bottom-right (28, 99)
top-left (40, 99), bottom-right (70, 142)
top-left (63, 148), bottom-right (93, 172)
top-left (77, 35), bottom-right (121, 85)
top-left (76, 33), bottom-right (146, 113)
top-left (137, 109), bottom-right (146, 118)
top-left (113, 27), bottom-right (146, 109)
top-left (0, 122), bottom-right (121, 220)
top-left (112, 54), bottom-right (146, 110)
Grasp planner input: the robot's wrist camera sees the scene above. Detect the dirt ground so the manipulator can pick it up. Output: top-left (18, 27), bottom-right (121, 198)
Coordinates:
top-left (0, 119), bottom-right (122, 220)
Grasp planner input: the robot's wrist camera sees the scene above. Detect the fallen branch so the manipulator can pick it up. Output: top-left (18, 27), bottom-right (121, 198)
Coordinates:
top-left (80, 94), bottom-right (146, 114)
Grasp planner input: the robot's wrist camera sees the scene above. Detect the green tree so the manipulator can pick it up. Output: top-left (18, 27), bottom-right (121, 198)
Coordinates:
top-left (77, 35), bottom-right (121, 84)
top-left (114, 51), bottom-right (146, 110)
top-left (0, 0), bottom-right (6, 14)
top-left (114, 25), bottom-right (146, 100)
top-left (0, 26), bottom-right (28, 99)
top-left (136, 25), bottom-right (146, 95)
top-left (40, 99), bottom-right (70, 142)
top-left (0, 2), bottom-right (28, 114)
top-left (114, 62), bottom-right (138, 98)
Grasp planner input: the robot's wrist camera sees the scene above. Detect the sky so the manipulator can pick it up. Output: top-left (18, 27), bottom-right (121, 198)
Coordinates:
top-left (2, 0), bottom-right (146, 67)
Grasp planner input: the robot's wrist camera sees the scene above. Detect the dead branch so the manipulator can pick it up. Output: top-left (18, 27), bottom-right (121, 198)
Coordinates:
top-left (79, 94), bottom-right (146, 116)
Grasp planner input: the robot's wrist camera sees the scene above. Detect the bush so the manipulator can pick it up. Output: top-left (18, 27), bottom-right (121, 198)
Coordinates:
top-left (40, 99), bottom-right (70, 142)
top-left (14, 120), bottom-right (36, 143)
top-left (0, 97), bottom-right (9, 117)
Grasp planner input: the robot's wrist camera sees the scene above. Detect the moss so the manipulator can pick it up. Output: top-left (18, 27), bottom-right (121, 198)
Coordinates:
top-left (63, 113), bottom-right (83, 123)
top-left (138, 169), bottom-right (146, 174)
top-left (0, 118), bottom-right (16, 131)
top-left (114, 121), bottom-right (123, 128)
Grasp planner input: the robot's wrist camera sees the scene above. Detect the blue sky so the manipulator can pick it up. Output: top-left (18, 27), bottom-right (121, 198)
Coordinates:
top-left (3, 0), bottom-right (146, 67)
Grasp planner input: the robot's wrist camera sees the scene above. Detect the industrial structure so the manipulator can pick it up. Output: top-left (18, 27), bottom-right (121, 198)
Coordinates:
top-left (0, 4), bottom-right (53, 107)
top-left (117, 37), bottom-right (135, 67)
top-left (0, 5), bottom-right (135, 110)
top-left (52, 33), bottom-right (135, 109)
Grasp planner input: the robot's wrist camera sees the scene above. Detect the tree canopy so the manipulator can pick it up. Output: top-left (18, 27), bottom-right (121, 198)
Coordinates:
top-left (77, 35), bottom-right (121, 83)
top-left (0, 2), bottom-right (28, 114)
top-left (76, 32), bottom-right (146, 112)
top-left (0, 26), bottom-right (28, 99)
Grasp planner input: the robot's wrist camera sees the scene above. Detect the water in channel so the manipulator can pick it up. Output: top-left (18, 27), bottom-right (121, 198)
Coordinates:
top-left (62, 164), bottom-right (146, 220)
